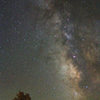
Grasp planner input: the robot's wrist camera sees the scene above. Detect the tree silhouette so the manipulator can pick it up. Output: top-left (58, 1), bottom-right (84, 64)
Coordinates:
top-left (13, 91), bottom-right (31, 100)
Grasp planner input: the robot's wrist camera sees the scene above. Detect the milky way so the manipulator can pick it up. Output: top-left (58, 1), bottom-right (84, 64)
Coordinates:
top-left (0, 0), bottom-right (100, 100)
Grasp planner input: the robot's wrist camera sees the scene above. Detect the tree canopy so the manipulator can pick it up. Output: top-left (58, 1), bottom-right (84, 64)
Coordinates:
top-left (13, 91), bottom-right (31, 100)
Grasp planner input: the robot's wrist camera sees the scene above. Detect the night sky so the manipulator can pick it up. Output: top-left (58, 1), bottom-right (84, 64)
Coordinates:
top-left (0, 0), bottom-right (100, 100)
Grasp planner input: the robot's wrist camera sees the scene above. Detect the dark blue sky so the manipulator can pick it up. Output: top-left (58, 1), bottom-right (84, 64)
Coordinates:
top-left (0, 0), bottom-right (68, 100)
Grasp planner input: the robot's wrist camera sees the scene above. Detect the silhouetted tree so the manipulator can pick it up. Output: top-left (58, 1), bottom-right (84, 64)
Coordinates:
top-left (13, 91), bottom-right (31, 100)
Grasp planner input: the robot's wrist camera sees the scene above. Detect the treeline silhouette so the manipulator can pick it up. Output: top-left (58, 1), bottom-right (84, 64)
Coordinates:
top-left (13, 91), bottom-right (31, 100)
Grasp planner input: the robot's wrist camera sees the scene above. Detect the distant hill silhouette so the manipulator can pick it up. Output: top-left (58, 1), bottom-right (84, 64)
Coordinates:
top-left (13, 91), bottom-right (31, 100)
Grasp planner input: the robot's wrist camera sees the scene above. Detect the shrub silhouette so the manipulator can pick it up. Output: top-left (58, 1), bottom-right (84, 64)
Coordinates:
top-left (13, 91), bottom-right (31, 100)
